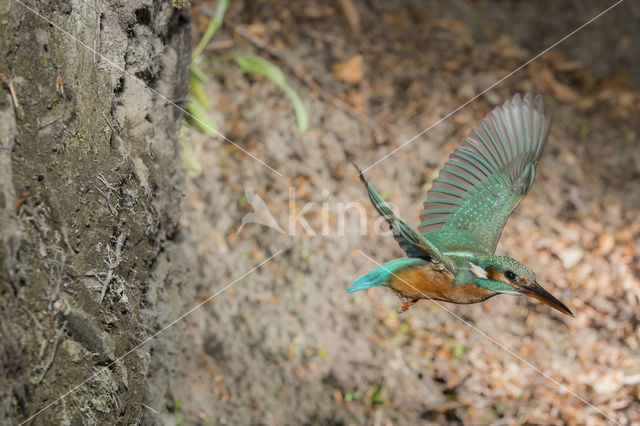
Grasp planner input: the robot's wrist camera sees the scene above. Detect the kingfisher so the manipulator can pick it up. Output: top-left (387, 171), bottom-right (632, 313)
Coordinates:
top-left (350, 93), bottom-right (573, 316)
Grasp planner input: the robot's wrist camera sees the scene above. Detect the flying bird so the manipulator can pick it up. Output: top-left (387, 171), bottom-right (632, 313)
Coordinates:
top-left (350, 93), bottom-right (573, 316)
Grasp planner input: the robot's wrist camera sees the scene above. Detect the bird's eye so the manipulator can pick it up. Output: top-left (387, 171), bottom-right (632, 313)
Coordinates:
top-left (505, 270), bottom-right (517, 281)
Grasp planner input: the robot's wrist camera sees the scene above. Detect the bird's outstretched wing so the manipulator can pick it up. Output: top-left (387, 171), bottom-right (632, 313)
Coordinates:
top-left (356, 165), bottom-right (457, 273)
top-left (419, 93), bottom-right (549, 255)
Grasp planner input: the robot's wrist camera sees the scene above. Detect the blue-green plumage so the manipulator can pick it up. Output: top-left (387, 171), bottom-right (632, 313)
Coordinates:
top-left (348, 258), bottom-right (425, 292)
top-left (351, 93), bottom-right (573, 316)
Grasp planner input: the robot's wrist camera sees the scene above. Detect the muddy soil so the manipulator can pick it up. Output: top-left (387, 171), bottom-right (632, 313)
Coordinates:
top-left (148, 1), bottom-right (640, 424)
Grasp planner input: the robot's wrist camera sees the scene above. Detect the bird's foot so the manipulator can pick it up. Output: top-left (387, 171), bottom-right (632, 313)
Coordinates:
top-left (398, 297), bottom-right (418, 313)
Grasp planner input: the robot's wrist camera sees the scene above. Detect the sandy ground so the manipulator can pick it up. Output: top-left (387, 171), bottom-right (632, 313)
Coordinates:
top-left (150, 1), bottom-right (640, 424)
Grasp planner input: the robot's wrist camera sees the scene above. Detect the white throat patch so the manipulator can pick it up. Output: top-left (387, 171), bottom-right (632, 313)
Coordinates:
top-left (469, 262), bottom-right (488, 279)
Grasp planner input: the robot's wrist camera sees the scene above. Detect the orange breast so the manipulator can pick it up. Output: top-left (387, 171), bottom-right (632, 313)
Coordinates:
top-left (389, 264), bottom-right (495, 304)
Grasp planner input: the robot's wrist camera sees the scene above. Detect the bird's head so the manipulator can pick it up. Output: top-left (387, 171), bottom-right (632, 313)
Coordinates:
top-left (470, 255), bottom-right (574, 317)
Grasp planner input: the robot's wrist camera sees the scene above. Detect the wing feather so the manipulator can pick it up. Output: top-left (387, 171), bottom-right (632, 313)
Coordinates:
top-left (420, 93), bottom-right (550, 254)
top-left (355, 166), bottom-right (457, 273)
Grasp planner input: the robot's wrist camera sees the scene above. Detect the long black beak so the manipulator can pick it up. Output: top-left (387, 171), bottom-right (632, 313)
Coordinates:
top-left (517, 281), bottom-right (574, 317)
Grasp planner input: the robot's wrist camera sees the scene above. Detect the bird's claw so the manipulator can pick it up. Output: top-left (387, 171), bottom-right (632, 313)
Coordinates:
top-left (398, 297), bottom-right (417, 313)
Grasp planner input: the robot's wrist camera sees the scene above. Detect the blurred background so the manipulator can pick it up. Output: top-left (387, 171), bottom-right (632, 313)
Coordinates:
top-left (170, 1), bottom-right (640, 424)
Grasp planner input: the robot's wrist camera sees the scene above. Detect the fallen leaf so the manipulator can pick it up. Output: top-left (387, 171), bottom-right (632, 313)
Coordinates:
top-left (346, 88), bottom-right (366, 112)
top-left (593, 371), bottom-right (623, 395)
top-left (596, 233), bottom-right (615, 255)
top-left (489, 34), bottom-right (529, 60)
top-left (333, 54), bottom-right (363, 84)
top-left (557, 247), bottom-right (583, 269)
top-left (336, 0), bottom-right (360, 33)
top-left (245, 22), bottom-right (267, 36)
top-left (56, 70), bottom-right (64, 96)
top-left (15, 192), bottom-right (28, 211)
top-left (529, 63), bottom-right (578, 102)
top-left (542, 68), bottom-right (578, 102)
top-left (303, 5), bottom-right (334, 19)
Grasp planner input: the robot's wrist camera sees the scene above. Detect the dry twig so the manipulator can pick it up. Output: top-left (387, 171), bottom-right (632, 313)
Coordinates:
top-left (86, 232), bottom-right (127, 302)
top-left (0, 72), bottom-right (20, 109)
top-left (35, 321), bottom-right (66, 384)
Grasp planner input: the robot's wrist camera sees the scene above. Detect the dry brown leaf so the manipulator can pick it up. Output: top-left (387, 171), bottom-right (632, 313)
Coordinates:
top-left (15, 192), bottom-right (28, 212)
top-left (303, 5), bottom-right (334, 19)
top-left (554, 60), bottom-right (584, 72)
top-left (346, 88), bottom-right (366, 113)
top-left (245, 22), bottom-right (267, 36)
top-left (452, 109), bottom-right (474, 126)
top-left (490, 34), bottom-right (529, 60)
top-left (333, 54), bottom-right (363, 84)
top-left (530, 63), bottom-right (578, 102)
top-left (576, 95), bottom-right (596, 110)
top-left (615, 225), bottom-right (634, 243)
top-left (597, 233), bottom-right (615, 256)
top-left (336, 0), bottom-right (360, 33)
top-left (436, 17), bottom-right (472, 44)
top-left (381, 11), bottom-right (413, 29)
top-left (442, 59), bottom-right (462, 71)
top-left (56, 70), bottom-right (64, 96)
top-left (544, 70), bottom-right (578, 102)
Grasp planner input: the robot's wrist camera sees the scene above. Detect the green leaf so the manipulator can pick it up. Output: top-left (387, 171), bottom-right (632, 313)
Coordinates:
top-left (189, 78), bottom-right (209, 110)
top-left (233, 55), bottom-right (287, 85)
top-left (579, 124), bottom-right (591, 140)
top-left (317, 348), bottom-right (329, 360)
top-left (180, 137), bottom-right (203, 178)
top-left (299, 245), bottom-right (310, 261)
top-left (344, 390), bottom-right (362, 402)
top-left (186, 100), bottom-right (218, 139)
top-left (231, 54), bottom-right (309, 133)
top-left (397, 319), bottom-right (410, 335)
top-left (280, 84), bottom-right (309, 134)
top-left (238, 191), bottom-right (248, 208)
top-left (370, 386), bottom-right (384, 404)
top-left (190, 64), bottom-right (209, 85)
top-left (192, 0), bottom-right (229, 59)
top-left (452, 343), bottom-right (466, 358)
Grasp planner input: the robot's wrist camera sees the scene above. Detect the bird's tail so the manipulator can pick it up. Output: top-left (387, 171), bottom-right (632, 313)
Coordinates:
top-left (348, 257), bottom-right (424, 292)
